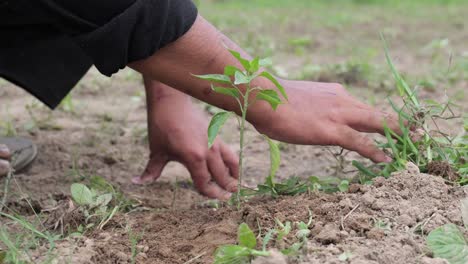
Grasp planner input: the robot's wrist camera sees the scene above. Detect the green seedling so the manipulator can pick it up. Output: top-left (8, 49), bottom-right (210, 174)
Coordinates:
top-left (214, 223), bottom-right (269, 264)
top-left (195, 49), bottom-right (288, 205)
top-left (214, 212), bottom-right (313, 264)
top-left (353, 34), bottom-right (467, 183)
top-left (70, 183), bottom-right (118, 231)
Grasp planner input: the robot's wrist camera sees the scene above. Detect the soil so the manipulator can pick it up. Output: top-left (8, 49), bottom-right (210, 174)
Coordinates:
top-left (26, 168), bottom-right (466, 264)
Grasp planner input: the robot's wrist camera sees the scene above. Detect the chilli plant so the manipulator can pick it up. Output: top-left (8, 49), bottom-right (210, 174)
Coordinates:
top-left (194, 49), bottom-right (288, 205)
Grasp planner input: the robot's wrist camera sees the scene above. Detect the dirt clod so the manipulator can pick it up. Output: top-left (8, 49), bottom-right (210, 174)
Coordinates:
top-left (427, 161), bottom-right (459, 182)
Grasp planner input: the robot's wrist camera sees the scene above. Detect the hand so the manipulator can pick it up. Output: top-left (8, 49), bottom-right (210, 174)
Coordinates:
top-left (0, 144), bottom-right (11, 176)
top-left (132, 80), bottom-right (239, 200)
top-left (252, 80), bottom-right (400, 163)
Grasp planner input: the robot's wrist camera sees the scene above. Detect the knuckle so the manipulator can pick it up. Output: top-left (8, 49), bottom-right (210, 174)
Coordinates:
top-left (209, 143), bottom-right (220, 154)
top-left (186, 149), bottom-right (206, 163)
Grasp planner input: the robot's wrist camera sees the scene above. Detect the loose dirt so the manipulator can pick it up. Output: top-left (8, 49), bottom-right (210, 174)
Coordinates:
top-left (26, 168), bottom-right (466, 264)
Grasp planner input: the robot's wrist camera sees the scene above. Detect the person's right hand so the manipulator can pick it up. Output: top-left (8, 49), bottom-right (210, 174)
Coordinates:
top-left (252, 80), bottom-right (401, 163)
top-left (0, 144), bottom-right (11, 176)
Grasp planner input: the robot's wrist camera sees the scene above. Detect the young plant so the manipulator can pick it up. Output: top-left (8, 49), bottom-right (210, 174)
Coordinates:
top-left (194, 50), bottom-right (288, 204)
top-left (353, 34), bottom-right (467, 183)
top-left (70, 183), bottom-right (119, 231)
top-left (214, 223), bottom-right (269, 264)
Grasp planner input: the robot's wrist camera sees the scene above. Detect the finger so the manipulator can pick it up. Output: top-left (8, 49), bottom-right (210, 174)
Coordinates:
top-left (132, 156), bottom-right (168, 185)
top-left (219, 143), bottom-right (239, 180)
top-left (0, 159), bottom-right (10, 176)
top-left (186, 160), bottom-right (231, 200)
top-left (207, 146), bottom-right (237, 193)
top-left (0, 145), bottom-right (10, 160)
top-left (334, 126), bottom-right (392, 163)
top-left (344, 108), bottom-right (402, 136)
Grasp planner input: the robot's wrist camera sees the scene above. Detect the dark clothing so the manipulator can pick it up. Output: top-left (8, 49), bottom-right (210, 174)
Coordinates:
top-left (0, 0), bottom-right (198, 108)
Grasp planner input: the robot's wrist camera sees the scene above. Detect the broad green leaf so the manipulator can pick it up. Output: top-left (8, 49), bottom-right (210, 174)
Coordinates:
top-left (193, 74), bottom-right (231, 85)
top-left (259, 71), bottom-right (288, 100)
top-left (234, 71), bottom-right (250, 85)
top-left (214, 245), bottom-right (250, 264)
top-left (238, 223), bottom-right (256, 249)
top-left (71, 183), bottom-right (94, 206)
top-left (427, 224), bottom-right (468, 264)
top-left (228, 50), bottom-right (251, 71)
top-left (338, 180), bottom-right (349, 192)
top-left (224, 65), bottom-right (242, 76)
top-left (95, 193), bottom-right (113, 207)
top-left (265, 136), bottom-right (281, 188)
top-left (249, 57), bottom-right (260, 73)
top-left (256, 90), bottom-right (282, 110)
top-left (212, 85), bottom-right (241, 99)
top-left (208, 112), bottom-right (232, 148)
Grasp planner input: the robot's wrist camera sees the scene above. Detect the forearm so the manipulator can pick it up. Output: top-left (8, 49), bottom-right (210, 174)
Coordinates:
top-left (130, 15), bottom-right (275, 126)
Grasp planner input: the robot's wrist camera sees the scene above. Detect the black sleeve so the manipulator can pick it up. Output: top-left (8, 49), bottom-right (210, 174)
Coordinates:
top-left (42, 0), bottom-right (199, 75)
top-left (0, 0), bottom-right (198, 109)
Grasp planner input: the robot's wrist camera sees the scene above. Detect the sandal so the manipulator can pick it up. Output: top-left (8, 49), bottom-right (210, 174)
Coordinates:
top-left (0, 137), bottom-right (37, 176)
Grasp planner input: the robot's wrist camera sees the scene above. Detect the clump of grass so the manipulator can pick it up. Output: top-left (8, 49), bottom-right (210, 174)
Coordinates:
top-left (353, 35), bottom-right (467, 184)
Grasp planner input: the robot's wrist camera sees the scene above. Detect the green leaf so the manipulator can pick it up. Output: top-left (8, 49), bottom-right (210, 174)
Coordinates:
top-left (208, 112), bottom-right (232, 148)
top-left (383, 123), bottom-right (400, 160)
top-left (338, 180), bottom-right (349, 192)
top-left (249, 57), bottom-right (260, 73)
top-left (256, 90), bottom-right (282, 110)
top-left (95, 193), bottom-right (113, 207)
top-left (234, 71), bottom-right (250, 85)
top-left (228, 50), bottom-right (251, 71)
top-left (193, 74), bottom-right (231, 85)
top-left (352, 161), bottom-right (378, 178)
top-left (224, 65), bottom-right (242, 76)
top-left (212, 85), bottom-right (241, 99)
top-left (265, 136), bottom-right (281, 188)
top-left (259, 71), bottom-right (288, 100)
top-left (71, 183), bottom-right (94, 206)
top-left (262, 229), bottom-right (276, 251)
top-left (238, 223), bottom-right (256, 249)
top-left (214, 245), bottom-right (251, 264)
top-left (427, 224), bottom-right (468, 264)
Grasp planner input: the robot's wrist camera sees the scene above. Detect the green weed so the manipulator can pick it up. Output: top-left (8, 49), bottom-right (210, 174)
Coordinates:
top-left (353, 35), bottom-right (467, 183)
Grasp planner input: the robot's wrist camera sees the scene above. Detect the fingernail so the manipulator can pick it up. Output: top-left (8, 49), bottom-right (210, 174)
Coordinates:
top-left (131, 177), bottom-right (143, 185)
top-left (223, 193), bottom-right (232, 201)
top-left (384, 156), bottom-right (393, 163)
top-left (0, 160), bottom-right (10, 175)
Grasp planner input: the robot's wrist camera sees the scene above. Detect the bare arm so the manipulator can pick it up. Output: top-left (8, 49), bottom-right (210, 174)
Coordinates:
top-left (130, 15), bottom-right (399, 163)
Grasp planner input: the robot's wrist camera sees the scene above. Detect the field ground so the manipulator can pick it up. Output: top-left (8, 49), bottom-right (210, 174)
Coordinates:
top-left (0, 0), bottom-right (467, 263)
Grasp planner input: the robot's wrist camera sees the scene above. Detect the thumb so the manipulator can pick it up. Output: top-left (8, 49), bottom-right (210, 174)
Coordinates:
top-left (132, 155), bottom-right (168, 185)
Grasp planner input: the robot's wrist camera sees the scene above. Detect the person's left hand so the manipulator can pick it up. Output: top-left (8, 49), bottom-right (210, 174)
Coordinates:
top-left (132, 80), bottom-right (239, 200)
